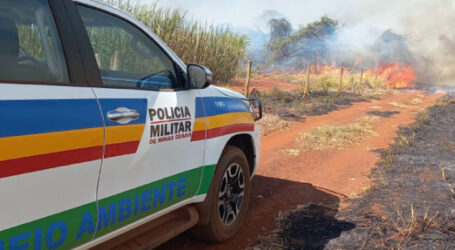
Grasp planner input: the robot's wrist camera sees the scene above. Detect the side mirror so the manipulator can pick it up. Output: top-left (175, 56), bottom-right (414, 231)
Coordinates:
top-left (187, 64), bottom-right (212, 89)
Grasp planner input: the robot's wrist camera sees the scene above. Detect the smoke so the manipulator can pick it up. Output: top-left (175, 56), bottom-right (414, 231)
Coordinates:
top-left (256, 0), bottom-right (455, 85)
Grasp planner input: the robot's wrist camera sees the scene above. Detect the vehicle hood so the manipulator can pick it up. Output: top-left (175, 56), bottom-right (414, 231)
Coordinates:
top-left (211, 85), bottom-right (245, 99)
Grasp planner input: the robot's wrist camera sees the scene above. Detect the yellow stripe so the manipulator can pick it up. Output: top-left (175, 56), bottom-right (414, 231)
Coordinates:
top-left (193, 118), bottom-right (206, 131)
top-left (106, 124), bottom-right (145, 144)
top-left (193, 112), bottom-right (254, 131)
top-left (0, 124), bottom-right (144, 161)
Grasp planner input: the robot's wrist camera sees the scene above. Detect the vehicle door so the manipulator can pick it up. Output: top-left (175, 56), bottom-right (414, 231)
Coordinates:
top-left (71, 2), bottom-right (206, 240)
top-left (0, 0), bottom-right (103, 249)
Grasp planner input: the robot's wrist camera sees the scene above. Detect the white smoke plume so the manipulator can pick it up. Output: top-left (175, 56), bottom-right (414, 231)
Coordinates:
top-left (259, 0), bottom-right (455, 85)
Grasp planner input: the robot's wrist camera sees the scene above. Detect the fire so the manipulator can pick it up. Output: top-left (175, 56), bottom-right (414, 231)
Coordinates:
top-left (378, 63), bottom-right (417, 89)
top-left (354, 56), bottom-right (362, 67)
top-left (256, 61), bottom-right (417, 90)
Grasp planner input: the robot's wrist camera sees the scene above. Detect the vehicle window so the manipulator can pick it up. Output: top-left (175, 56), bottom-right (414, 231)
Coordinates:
top-left (77, 6), bottom-right (181, 90)
top-left (0, 0), bottom-right (69, 83)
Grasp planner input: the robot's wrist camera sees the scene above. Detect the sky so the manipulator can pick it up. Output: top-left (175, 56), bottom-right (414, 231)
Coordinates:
top-left (153, 0), bottom-right (418, 32)
top-left (151, 0), bottom-right (455, 50)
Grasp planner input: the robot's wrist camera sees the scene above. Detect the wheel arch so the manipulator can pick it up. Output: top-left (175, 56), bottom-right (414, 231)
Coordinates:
top-left (225, 133), bottom-right (256, 176)
top-left (195, 134), bottom-right (256, 226)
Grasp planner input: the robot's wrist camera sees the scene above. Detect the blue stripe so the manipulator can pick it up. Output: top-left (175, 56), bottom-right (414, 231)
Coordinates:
top-left (98, 99), bottom-right (147, 127)
top-left (0, 99), bottom-right (103, 138)
top-left (195, 97), bottom-right (249, 117)
top-left (0, 99), bottom-right (148, 138)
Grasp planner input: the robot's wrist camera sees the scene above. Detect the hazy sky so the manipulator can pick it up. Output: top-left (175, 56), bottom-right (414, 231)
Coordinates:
top-left (153, 0), bottom-right (414, 32)
top-left (154, 0), bottom-right (345, 31)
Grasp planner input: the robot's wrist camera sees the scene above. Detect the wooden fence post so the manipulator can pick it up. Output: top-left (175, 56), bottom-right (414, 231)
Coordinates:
top-left (244, 60), bottom-right (252, 97)
top-left (337, 67), bottom-right (344, 97)
top-left (358, 69), bottom-right (364, 94)
top-left (303, 65), bottom-right (311, 103)
top-left (373, 70), bottom-right (379, 91)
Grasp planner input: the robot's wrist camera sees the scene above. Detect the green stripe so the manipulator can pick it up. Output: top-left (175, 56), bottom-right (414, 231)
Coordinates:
top-left (0, 165), bottom-right (217, 249)
top-left (197, 164), bottom-right (216, 195)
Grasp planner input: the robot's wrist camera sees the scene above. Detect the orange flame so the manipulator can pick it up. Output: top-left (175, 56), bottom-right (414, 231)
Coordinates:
top-left (257, 61), bottom-right (417, 90)
top-left (378, 63), bottom-right (416, 89)
top-left (354, 56), bottom-right (362, 67)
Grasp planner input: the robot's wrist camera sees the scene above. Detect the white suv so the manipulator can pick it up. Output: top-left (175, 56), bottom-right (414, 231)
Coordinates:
top-left (0, 0), bottom-right (261, 249)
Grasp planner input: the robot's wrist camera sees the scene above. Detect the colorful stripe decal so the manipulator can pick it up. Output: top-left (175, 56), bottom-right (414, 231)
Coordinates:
top-left (0, 127), bottom-right (104, 162)
top-left (0, 146), bottom-right (103, 179)
top-left (0, 99), bottom-right (147, 179)
top-left (191, 97), bottom-right (254, 141)
top-left (104, 141), bottom-right (140, 158)
top-left (0, 99), bottom-right (103, 138)
top-left (0, 99), bottom-right (147, 138)
top-left (194, 96), bottom-right (250, 117)
top-left (0, 165), bottom-right (216, 250)
top-left (193, 112), bottom-right (254, 131)
top-left (192, 123), bottom-right (255, 141)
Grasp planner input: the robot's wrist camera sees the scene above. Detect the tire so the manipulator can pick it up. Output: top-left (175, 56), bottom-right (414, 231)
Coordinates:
top-left (192, 145), bottom-right (251, 242)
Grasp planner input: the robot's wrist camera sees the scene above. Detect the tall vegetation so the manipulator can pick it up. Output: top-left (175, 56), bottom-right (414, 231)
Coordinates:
top-left (103, 0), bottom-right (249, 82)
top-left (265, 16), bottom-right (339, 67)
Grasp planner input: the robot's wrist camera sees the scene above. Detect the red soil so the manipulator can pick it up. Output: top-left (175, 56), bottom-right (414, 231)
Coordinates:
top-left (114, 78), bottom-right (443, 250)
top-left (158, 83), bottom-right (442, 249)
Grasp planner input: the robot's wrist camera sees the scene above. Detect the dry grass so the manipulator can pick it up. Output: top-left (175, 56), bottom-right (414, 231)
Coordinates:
top-left (389, 102), bottom-right (408, 108)
top-left (257, 114), bottom-right (292, 136)
top-left (381, 151), bottom-right (395, 172)
top-left (250, 86), bottom-right (379, 136)
top-left (440, 163), bottom-right (446, 180)
top-left (256, 68), bottom-right (386, 94)
top-left (410, 98), bottom-right (423, 105)
top-left (396, 131), bottom-right (414, 149)
top-left (246, 231), bottom-right (285, 250)
top-left (350, 179), bottom-right (388, 198)
top-left (410, 110), bottom-right (429, 133)
top-left (279, 149), bottom-right (301, 156)
top-left (260, 87), bottom-right (298, 104)
top-left (435, 96), bottom-right (455, 106)
top-left (416, 110), bottom-right (429, 126)
top-left (380, 109), bottom-right (430, 172)
top-left (439, 163), bottom-right (455, 199)
top-left (295, 116), bottom-right (379, 151)
top-left (372, 206), bottom-right (439, 249)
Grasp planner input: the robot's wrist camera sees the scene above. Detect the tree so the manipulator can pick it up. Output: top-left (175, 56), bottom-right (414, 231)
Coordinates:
top-left (265, 16), bottom-right (339, 68)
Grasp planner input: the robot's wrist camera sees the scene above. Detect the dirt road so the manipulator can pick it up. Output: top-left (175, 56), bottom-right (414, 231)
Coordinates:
top-left (159, 89), bottom-right (442, 249)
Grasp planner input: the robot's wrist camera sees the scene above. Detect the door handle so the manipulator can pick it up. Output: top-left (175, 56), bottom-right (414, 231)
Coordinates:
top-left (107, 107), bottom-right (140, 124)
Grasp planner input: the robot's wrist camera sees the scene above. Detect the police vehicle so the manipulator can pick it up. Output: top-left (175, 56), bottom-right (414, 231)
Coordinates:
top-left (0, 0), bottom-right (261, 249)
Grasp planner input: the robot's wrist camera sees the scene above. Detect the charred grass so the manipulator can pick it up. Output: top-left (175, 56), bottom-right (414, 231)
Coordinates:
top-left (325, 95), bottom-right (455, 249)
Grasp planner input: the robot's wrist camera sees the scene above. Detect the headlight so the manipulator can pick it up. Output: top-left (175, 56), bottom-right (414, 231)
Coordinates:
top-left (242, 98), bottom-right (262, 121)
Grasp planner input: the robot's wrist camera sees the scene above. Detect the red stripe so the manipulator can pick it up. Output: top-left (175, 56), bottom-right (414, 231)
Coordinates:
top-left (0, 141), bottom-right (140, 179)
top-left (191, 123), bottom-right (254, 142)
top-left (191, 130), bottom-right (205, 141)
top-left (0, 146), bottom-right (102, 179)
top-left (105, 141), bottom-right (140, 158)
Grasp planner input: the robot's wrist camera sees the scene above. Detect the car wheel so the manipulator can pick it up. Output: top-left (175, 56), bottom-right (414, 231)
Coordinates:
top-left (193, 145), bottom-right (251, 242)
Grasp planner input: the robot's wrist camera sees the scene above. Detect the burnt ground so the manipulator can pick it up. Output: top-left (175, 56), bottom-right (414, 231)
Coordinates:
top-left (255, 96), bottom-right (455, 250)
